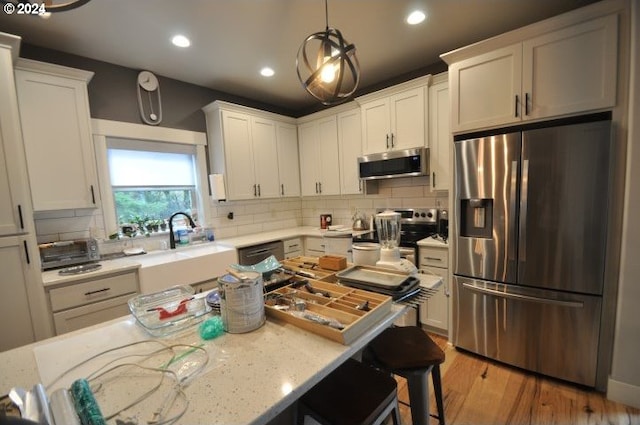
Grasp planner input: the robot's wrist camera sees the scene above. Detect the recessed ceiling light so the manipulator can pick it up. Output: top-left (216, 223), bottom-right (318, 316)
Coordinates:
top-left (260, 67), bottom-right (275, 77)
top-left (171, 35), bottom-right (191, 48)
top-left (406, 10), bottom-right (426, 25)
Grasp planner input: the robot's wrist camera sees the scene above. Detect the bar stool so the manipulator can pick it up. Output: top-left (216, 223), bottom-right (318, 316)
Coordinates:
top-left (297, 358), bottom-right (401, 425)
top-left (365, 326), bottom-right (446, 425)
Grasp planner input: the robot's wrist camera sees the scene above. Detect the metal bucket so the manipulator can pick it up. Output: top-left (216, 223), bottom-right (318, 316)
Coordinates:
top-left (217, 271), bottom-right (265, 333)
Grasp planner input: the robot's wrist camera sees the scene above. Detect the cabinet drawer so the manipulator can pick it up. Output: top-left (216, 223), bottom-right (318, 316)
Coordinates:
top-left (283, 238), bottom-right (302, 254)
top-left (419, 247), bottom-right (449, 268)
top-left (285, 250), bottom-right (303, 259)
top-left (49, 272), bottom-right (138, 312)
top-left (305, 237), bottom-right (325, 252)
top-left (53, 293), bottom-right (132, 335)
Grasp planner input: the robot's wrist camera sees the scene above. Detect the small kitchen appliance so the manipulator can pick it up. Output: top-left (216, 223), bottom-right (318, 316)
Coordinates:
top-left (375, 210), bottom-right (417, 274)
top-left (39, 238), bottom-right (100, 271)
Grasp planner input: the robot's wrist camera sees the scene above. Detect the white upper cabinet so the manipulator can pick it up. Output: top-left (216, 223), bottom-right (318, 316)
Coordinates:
top-left (357, 75), bottom-right (430, 155)
top-left (0, 45), bottom-right (32, 236)
top-left (298, 116), bottom-right (340, 197)
top-left (14, 59), bottom-right (98, 211)
top-left (446, 13), bottom-right (618, 133)
top-left (276, 122), bottom-right (300, 197)
top-left (337, 108), bottom-right (363, 195)
top-left (204, 101), bottom-right (299, 200)
top-left (428, 73), bottom-right (451, 192)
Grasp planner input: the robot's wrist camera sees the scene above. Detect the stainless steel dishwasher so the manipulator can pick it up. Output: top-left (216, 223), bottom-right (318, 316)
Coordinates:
top-left (237, 240), bottom-right (284, 265)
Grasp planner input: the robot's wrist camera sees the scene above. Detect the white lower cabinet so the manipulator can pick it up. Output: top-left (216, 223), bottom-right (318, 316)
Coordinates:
top-left (418, 244), bottom-right (449, 335)
top-left (284, 237), bottom-right (303, 259)
top-left (48, 270), bottom-right (138, 335)
top-left (304, 236), bottom-right (325, 257)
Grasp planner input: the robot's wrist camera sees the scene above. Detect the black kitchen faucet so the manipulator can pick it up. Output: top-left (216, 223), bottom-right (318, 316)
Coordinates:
top-left (168, 211), bottom-right (197, 249)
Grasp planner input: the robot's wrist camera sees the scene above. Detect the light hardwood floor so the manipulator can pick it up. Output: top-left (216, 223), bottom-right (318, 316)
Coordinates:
top-left (394, 333), bottom-right (640, 425)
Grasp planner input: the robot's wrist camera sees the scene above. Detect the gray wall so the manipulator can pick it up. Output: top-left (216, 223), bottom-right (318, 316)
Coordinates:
top-left (20, 44), bottom-right (298, 132)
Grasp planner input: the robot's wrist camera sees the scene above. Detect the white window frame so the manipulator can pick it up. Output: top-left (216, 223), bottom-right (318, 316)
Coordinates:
top-left (92, 119), bottom-right (209, 237)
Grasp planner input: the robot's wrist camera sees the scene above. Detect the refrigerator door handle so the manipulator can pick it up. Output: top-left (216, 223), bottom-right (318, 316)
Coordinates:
top-left (519, 159), bottom-right (530, 261)
top-left (508, 160), bottom-right (518, 260)
top-left (461, 282), bottom-right (584, 308)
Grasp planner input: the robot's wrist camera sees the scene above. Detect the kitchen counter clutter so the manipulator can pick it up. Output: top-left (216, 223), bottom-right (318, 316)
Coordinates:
top-left (0, 292), bottom-right (406, 425)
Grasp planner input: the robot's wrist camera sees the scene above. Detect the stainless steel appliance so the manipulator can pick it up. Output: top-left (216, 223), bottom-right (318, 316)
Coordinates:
top-left (39, 238), bottom-right (100, 271)
top-left (237, 240), bottom-right (284, 265)
top-left (453, 116), bottom-right (612, 388)
top-left (358, 148), bottom-right (429, 180)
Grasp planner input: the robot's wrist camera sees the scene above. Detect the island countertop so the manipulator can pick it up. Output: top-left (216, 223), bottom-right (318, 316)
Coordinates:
top-left (0, 303), bottom-right (406, 425)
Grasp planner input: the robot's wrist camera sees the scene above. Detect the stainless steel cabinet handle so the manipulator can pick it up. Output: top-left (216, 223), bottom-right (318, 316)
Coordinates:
top-left (386, 134), bottom-right (390, 149)
top-left (318, 182), bottom-right (322, 193)
top-left (90, 185), bottom-right (96, 204)
top-left (519, 159), bottom-right (530, 261)
top-left (515, 94), bottom-right (519, 117)
top-left (315, 182), bottom-right (319, 194)
top-left (432, 172), bottom-right (436, 188)
top-left (462, 283), bottom-right (584, 308)
top-left (424, 257), bottom-right (442, 261)
top-left (84, 287), bottom-right (111, 296)
top-left (525, 93), bottom-right (530, 115)
top-left (253, 184), bottom-right (257, 197)
top-left (391, 133), bottom-right (395, 147)
top-left (281, 184), bottom-right (284, 196)
top-left (257, 184), bottom-right (261, 197)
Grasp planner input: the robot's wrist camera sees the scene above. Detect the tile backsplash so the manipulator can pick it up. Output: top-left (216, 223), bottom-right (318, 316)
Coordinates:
top-left (32, 176), bottom-right (448, 249)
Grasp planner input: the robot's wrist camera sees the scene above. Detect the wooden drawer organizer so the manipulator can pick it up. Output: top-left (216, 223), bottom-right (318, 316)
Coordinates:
top-left (279, 256), bottom-right (340, 281)
top-left (266, 257), bottom-right (392, 344)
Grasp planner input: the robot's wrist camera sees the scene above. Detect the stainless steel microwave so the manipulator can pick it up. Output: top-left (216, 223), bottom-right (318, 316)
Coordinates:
top-left (358, 147), bottom-right (429, 180)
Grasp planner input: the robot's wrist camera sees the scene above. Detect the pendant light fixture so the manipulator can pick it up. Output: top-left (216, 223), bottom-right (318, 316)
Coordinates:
top-left (296, 0), bottom-right (360, 106)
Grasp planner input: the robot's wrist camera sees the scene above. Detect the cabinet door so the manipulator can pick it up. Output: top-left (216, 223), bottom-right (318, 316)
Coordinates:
top-left (428, 78), bottom-right (451, 191)
top-left (450, 44), bottom-right (522, 133)
top-left (317, 116), bottom-right (341, 195)
top-left (419, 266), bottom-right (449, 334)
top-left (338, 109), bottom-right (363, 195)
top-left (0, 49), bottom-right (31, 237)
top-left (276, 122), bottom-right (301, 197)
top-left (390, 87), bottom-right (426, 151)
top-left (360, 98), bottom-right (390, 154)
top-left (15, 70), bottom-right (97, 210)
top-left (522, 14), bottom-right (617, 120)
top-left (0, 236), bottom-right (35, 351)
top-left (221, 110), bottom-right (256, 200)
top-left (251, 117), bottom-right (280, 198)
top-left (298, 122), bottom-right (321, 196)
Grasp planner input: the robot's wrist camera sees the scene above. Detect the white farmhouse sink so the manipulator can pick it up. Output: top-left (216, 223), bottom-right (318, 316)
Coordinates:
top-left (136, 243), bottom-right (238, 293)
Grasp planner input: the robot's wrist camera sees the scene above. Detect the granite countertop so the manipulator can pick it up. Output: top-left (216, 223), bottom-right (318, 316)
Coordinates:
top-left (0, 301), bottom-right (406, 424)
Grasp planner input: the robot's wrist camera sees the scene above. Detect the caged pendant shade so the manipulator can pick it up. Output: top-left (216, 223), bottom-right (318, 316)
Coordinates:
top-left (296, 0), bottom-right (360, 106)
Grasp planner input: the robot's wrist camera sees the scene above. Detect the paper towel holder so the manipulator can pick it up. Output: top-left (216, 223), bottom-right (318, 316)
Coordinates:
top-left (209, 174), bottom-right (227, 202)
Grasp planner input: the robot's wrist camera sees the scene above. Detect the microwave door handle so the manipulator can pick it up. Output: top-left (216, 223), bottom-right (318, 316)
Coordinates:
top-left (508, 160), bottom-right (518, 261)
top-left (519, 159), bottom-right (529, 262)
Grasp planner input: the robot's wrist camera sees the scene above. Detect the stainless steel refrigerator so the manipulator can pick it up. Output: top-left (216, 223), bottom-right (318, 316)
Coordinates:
top-left (453, 118), bottom-right (612, 387)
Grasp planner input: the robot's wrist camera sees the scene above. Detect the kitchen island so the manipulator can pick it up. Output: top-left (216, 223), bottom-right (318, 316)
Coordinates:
top-left (0, 299), bottom-right (407, 424)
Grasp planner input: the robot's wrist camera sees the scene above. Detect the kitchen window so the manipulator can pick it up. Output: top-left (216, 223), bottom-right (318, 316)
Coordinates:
top-left (92, 120), bottom-right (209, 238)
top-left (107, 139), bottom-right (198, 230)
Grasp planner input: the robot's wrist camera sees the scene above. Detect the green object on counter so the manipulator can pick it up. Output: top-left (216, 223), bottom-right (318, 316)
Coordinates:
top-left (70, 378), bottom-right (106, 425)
top-left (199, 316), bottom-right (225, 340)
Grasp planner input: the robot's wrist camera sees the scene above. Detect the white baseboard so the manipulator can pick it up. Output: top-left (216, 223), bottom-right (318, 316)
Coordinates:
top-left (607, 378), bottom-right (640, 409)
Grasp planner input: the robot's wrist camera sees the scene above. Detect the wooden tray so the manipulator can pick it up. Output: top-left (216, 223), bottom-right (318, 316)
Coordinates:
top-left (265, 278), bottom-right (392, 345)
top-left (280, 256), bottom-right (339, 282)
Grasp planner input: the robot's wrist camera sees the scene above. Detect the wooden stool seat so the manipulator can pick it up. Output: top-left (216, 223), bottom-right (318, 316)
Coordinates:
top-left (367, 326), bottom-right (446, 425)
top-left (297, 358), bottom-right (401, 425)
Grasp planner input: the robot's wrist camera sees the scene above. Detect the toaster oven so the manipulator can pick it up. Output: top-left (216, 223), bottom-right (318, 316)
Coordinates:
top-left (39, 238), bottom-right (100, 270)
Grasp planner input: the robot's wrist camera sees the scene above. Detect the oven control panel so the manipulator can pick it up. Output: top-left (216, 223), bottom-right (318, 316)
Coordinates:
top-left (375, 208), bottom-right (438, 223)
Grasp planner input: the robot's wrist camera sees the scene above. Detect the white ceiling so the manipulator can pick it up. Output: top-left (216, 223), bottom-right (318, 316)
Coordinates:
top-left (0, 0), bottom-right (599, 112)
